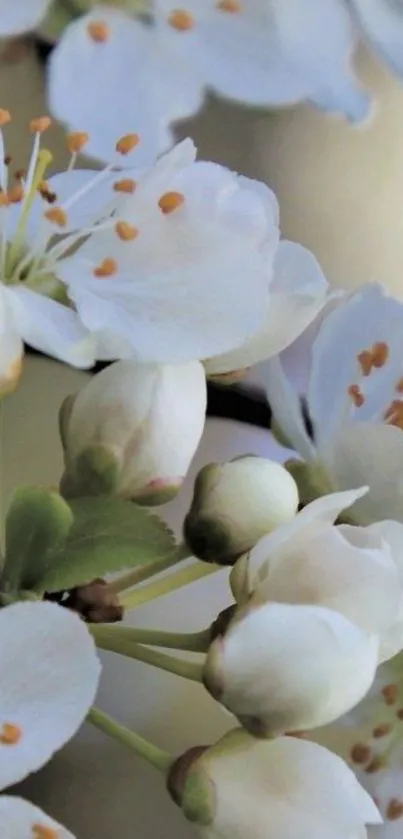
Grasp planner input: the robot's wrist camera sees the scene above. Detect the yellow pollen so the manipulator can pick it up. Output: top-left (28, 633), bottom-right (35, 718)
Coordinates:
top-left (357, 349), bottom-right (373, 377)
top-left (8, 184), bottom-right (24, 203)
top-left (94, 258), bottom-right (118, 277)
top-left (67, 132), bottom-right (90, 154)
top-left (32, 825), bottom-right (59, 839)
top-left (168, 9), bottom-right (195, 30)
top-left (372, 723), bottom-right (392, 738)
top-left (372, 341), bottom-right (389, 368)
top-left (113, 178), bottom-right (137, 194)
top-left (347, 383), bottom-right (365, 408)
top-left (365, 756), bottom-right (384, 774)
top-left (387, 799), bottom-right (403, 821)
top-left (158, 191), bottom-right (185, 214)
top-left (0, 191), bottom-right (9, 207)
top-left (396, 377), bottom-right (403, 393)
top-left (217, 0), bottom-right (241, 11)
top-left (87, 20), bottom-right (110, 42)
top-left (383, 684), bottom-right (398, 705)
top-left (0, 722), bottom-right (22, 745)
top-left (115, 221), bottom-right (139, 241)
top-left (0, 109), bottom-right (11, 126)
top-left (29, 116), bottom-right (52, 134)
top-left (116, 133), bottom-right (140, 155)
top-left (44, 207), bottom-right (68, 227)
top-left (350, 743), bottom-right (371, 764)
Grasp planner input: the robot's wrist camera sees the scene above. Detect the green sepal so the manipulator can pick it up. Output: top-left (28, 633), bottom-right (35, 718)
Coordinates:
top-left (33, 495), bottom-right (176, 593)
top-left (2, 486), bottom-right (74, 592)
top-left (60, 444), bottom-right (121, 499)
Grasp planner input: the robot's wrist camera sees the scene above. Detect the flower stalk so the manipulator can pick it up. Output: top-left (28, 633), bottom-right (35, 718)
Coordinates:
top-left (119, 562), bottom-right (221, 610)
top-left (109, 543), bottom-right (190, 594)
top-left (88, 707), bottom-right (173, 774)
top-left (93, 633), bottom-right (204, 682)
top-left (91, 624), bottom-right (211, 653)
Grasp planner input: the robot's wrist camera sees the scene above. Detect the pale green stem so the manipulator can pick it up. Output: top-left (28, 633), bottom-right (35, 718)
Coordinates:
top-left (88, 707), bottom-right (173, 774)
top-left (95, 634), bottom-right (204, 682)
top-left (110, 544), bottom-right (190, 594)
top-left (91, 624), bottom-right (211, 653)
top-left (119, 561), bottom-right (221, 611)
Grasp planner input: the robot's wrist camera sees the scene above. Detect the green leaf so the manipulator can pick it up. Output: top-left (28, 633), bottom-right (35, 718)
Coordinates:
top-left (3, 487), bottom-right (74, 591)
top-left (34, 496), bottom-right (177, 593)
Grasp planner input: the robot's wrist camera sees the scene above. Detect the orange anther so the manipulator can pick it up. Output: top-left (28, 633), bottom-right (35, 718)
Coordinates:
top-left (115, 221), bottom-right (139, 241)
top-left (383, 684), bottom-right (398, 705)
top-left (116, 134), bottom-right (140, 155)
top-left (350, 743), bottom-right (371, 764)
top-left (217, 0), bottom-right (241, 11)
top-left (365, 756), bottom-right (384, 774)
top-left (44, 207), bottom-right (68, 227)
top-left (94, 258), bottom-right (118, 278)
top-left (0, 722), bottom-right (22, 745)
top-left (0, 109), bottom-right (11, 126)
top-left (357, 349), bottom-right (373, 377)
top-left (29, 116), bottom-right (52, 134)
top-left (347, 384), bottom-right (365, 408)
top-left (67, 132), bottom-right (89, 154)
top-left (372, 341), bottom-right (389, 368)
top-left (372, 723), bottom-right (392, 738)
top-left (87, 20), bottom-right (110, 42)
top-left (0, 191), bottom-right (9, 207)
top-left (113, 178), bottom-right (137, 194)
top-left (8, 184), bottom-right (23, 203)
top-left (396, 377), bottom-right (403, 393)
top-left (387, 799), bottom-right (403, 821)
top-left (158, 191), bottom-right (185, 214)
top-left (32, 826), bottom-right (59, 839)
top-left (168, 9), bottom-right (195, 30)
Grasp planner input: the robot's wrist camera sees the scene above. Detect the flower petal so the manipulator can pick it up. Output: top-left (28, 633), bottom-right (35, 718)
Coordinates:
top-left (264, 356), bottom-right (317, 460)
top-left (351, 0), bottom-right (403, 78)
top-left (9, 287), bottom-right (97, 369)
top-left (0, 796), bottom-right (75, 839)
top-left (0, 0), bottom-right (51, 35)
top-left (204, 602), bottom-right (379, 735)
top-left (324, 421), bottom-right (403, 525)
top-left (156, 0), bottom-right (370, 120)
top-left (0, 602), bottom-right (100, 789)
top-left (58, 159), bottom-right (275, 363)
top-left (48, 9), bottom-right (204, 166)
top-left (204, 240), bottom-right (329, 374)
top-left (0, 287), bottom-right (23, 395)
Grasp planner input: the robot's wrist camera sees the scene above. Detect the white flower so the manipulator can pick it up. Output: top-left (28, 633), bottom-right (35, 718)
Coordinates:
top-left (184, 456), bottom-right (299, 563)
top-left (168, 728), bottom-right (381, 839)
top-left (264, 284), bottom-right (403, 525)
top-left (0, 0), bottom-right (52, 36)
top-left (60, 358), bottom-right (207, 503)
top-left (0, 599), bottom-right (101, 838)
top-left (204, 489), bottom-right (403, 736)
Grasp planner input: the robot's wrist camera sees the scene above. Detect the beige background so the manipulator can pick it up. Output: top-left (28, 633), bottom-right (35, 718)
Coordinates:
top-left (2, 38), bottom-right (403, 837)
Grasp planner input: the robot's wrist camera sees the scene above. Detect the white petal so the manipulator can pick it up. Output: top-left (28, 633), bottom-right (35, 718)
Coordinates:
top-left (204, 241), bottom-right (329, 374)
top-left (48, 9), bottom-right (204, 166)
top-left (205, 602), bottom-right (378, 735)
top-left (156, 0), bottom-right (370, 120)
top-left (9, 287), bottom-right (96, 369)
top-left (0, 796), bottom-right (75, 839)
top-left (324, 422), bottom-right (403, 524)
top-left (58, 162), bottom-right (274, 363)
top-left (0, 602), bottom-right (100, 789)
top-left (264, 357), bottom-right (316, 460)
top-left (252, 519), bottom-right (400, 640)
top-left (308, 284), bottom-right (403, 449)
top-left (0, 287), bottom-right (23, 394)
top-left (351, 0), bottom-right (403, 78)
top-left (202, 732), bottom-right (381, 839)
top-left (0, 0), bottom-right (51, 35)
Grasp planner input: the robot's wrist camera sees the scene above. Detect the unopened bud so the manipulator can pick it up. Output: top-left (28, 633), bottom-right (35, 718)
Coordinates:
top-left (59, 360), bottom-right (206, 504)
top-left (167, 746), bottom-right (215, 825)
top-left (184, 456), bottom-right (299, 564)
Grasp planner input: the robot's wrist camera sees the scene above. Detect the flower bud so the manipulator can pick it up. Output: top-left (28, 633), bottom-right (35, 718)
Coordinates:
top-left (184, 456), bottom-right (299, 564)
top-left (59, 360), bottom-right (206, 504)
top-left (167, 729), bottom-right (381, 839)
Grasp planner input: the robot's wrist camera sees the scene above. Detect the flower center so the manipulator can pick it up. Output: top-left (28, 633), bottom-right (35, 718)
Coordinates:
top-left (0, 721), bottom-right (22, 745)
top-left (345, 340), bottom-right (403, 428)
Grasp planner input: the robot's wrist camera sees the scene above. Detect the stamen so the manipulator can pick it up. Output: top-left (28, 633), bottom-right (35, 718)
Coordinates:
top-left (116, 134), bottom-right (140, 155)
top-left (67, 132), bottom-right (90, 154)
top-left (87, 20), bottom-right (110, 42)
top-left (347, 384), bottom-right (365, 408)
top-left (383, 684), bottom-right (399, 705)
top-left (94, 258), bottom-right (118, 277)
top-left (113, 178), bottom-right (137, 194)
top-left (8, 184), bottom-right (24, 203)
top-left (365, 756), bottom-right (384, 774)
top-left (0, 109), bottom-right (11, 126)
top-left (0, 192), bottom-right (9, 207)
top-left (386, 799), bottom-right (403, 821)
top-left (158, 191), bottom-right (185, 214)
top-left (0, 722), bottom-right (22, 745)
top-left (115, 221), bottom-right (139, 241)
top-left (373, 723), bottom-right (392, 738)
top-left (350, 743), bottom-right (371, 764)
top-left (29, 116), bottom-right (52, 134)
top-left (32, 826), bottom-right (59, 839)
top-left (384, 400), bottom-right (403, 429)
top-left (372, 341), bottom-right (389, 368)
top-left (396, 708), bottom-right (403, 720)
top-left (168, 9), bottom-right (195, 30)
top-left (396, 377), bottom-right (403, 393)
top-left (357, 350), bottom-right (373, 377)
top-left (217, 0), bottom-right (242, 11)
top-left (44, 207), bottom-right (68, 227)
